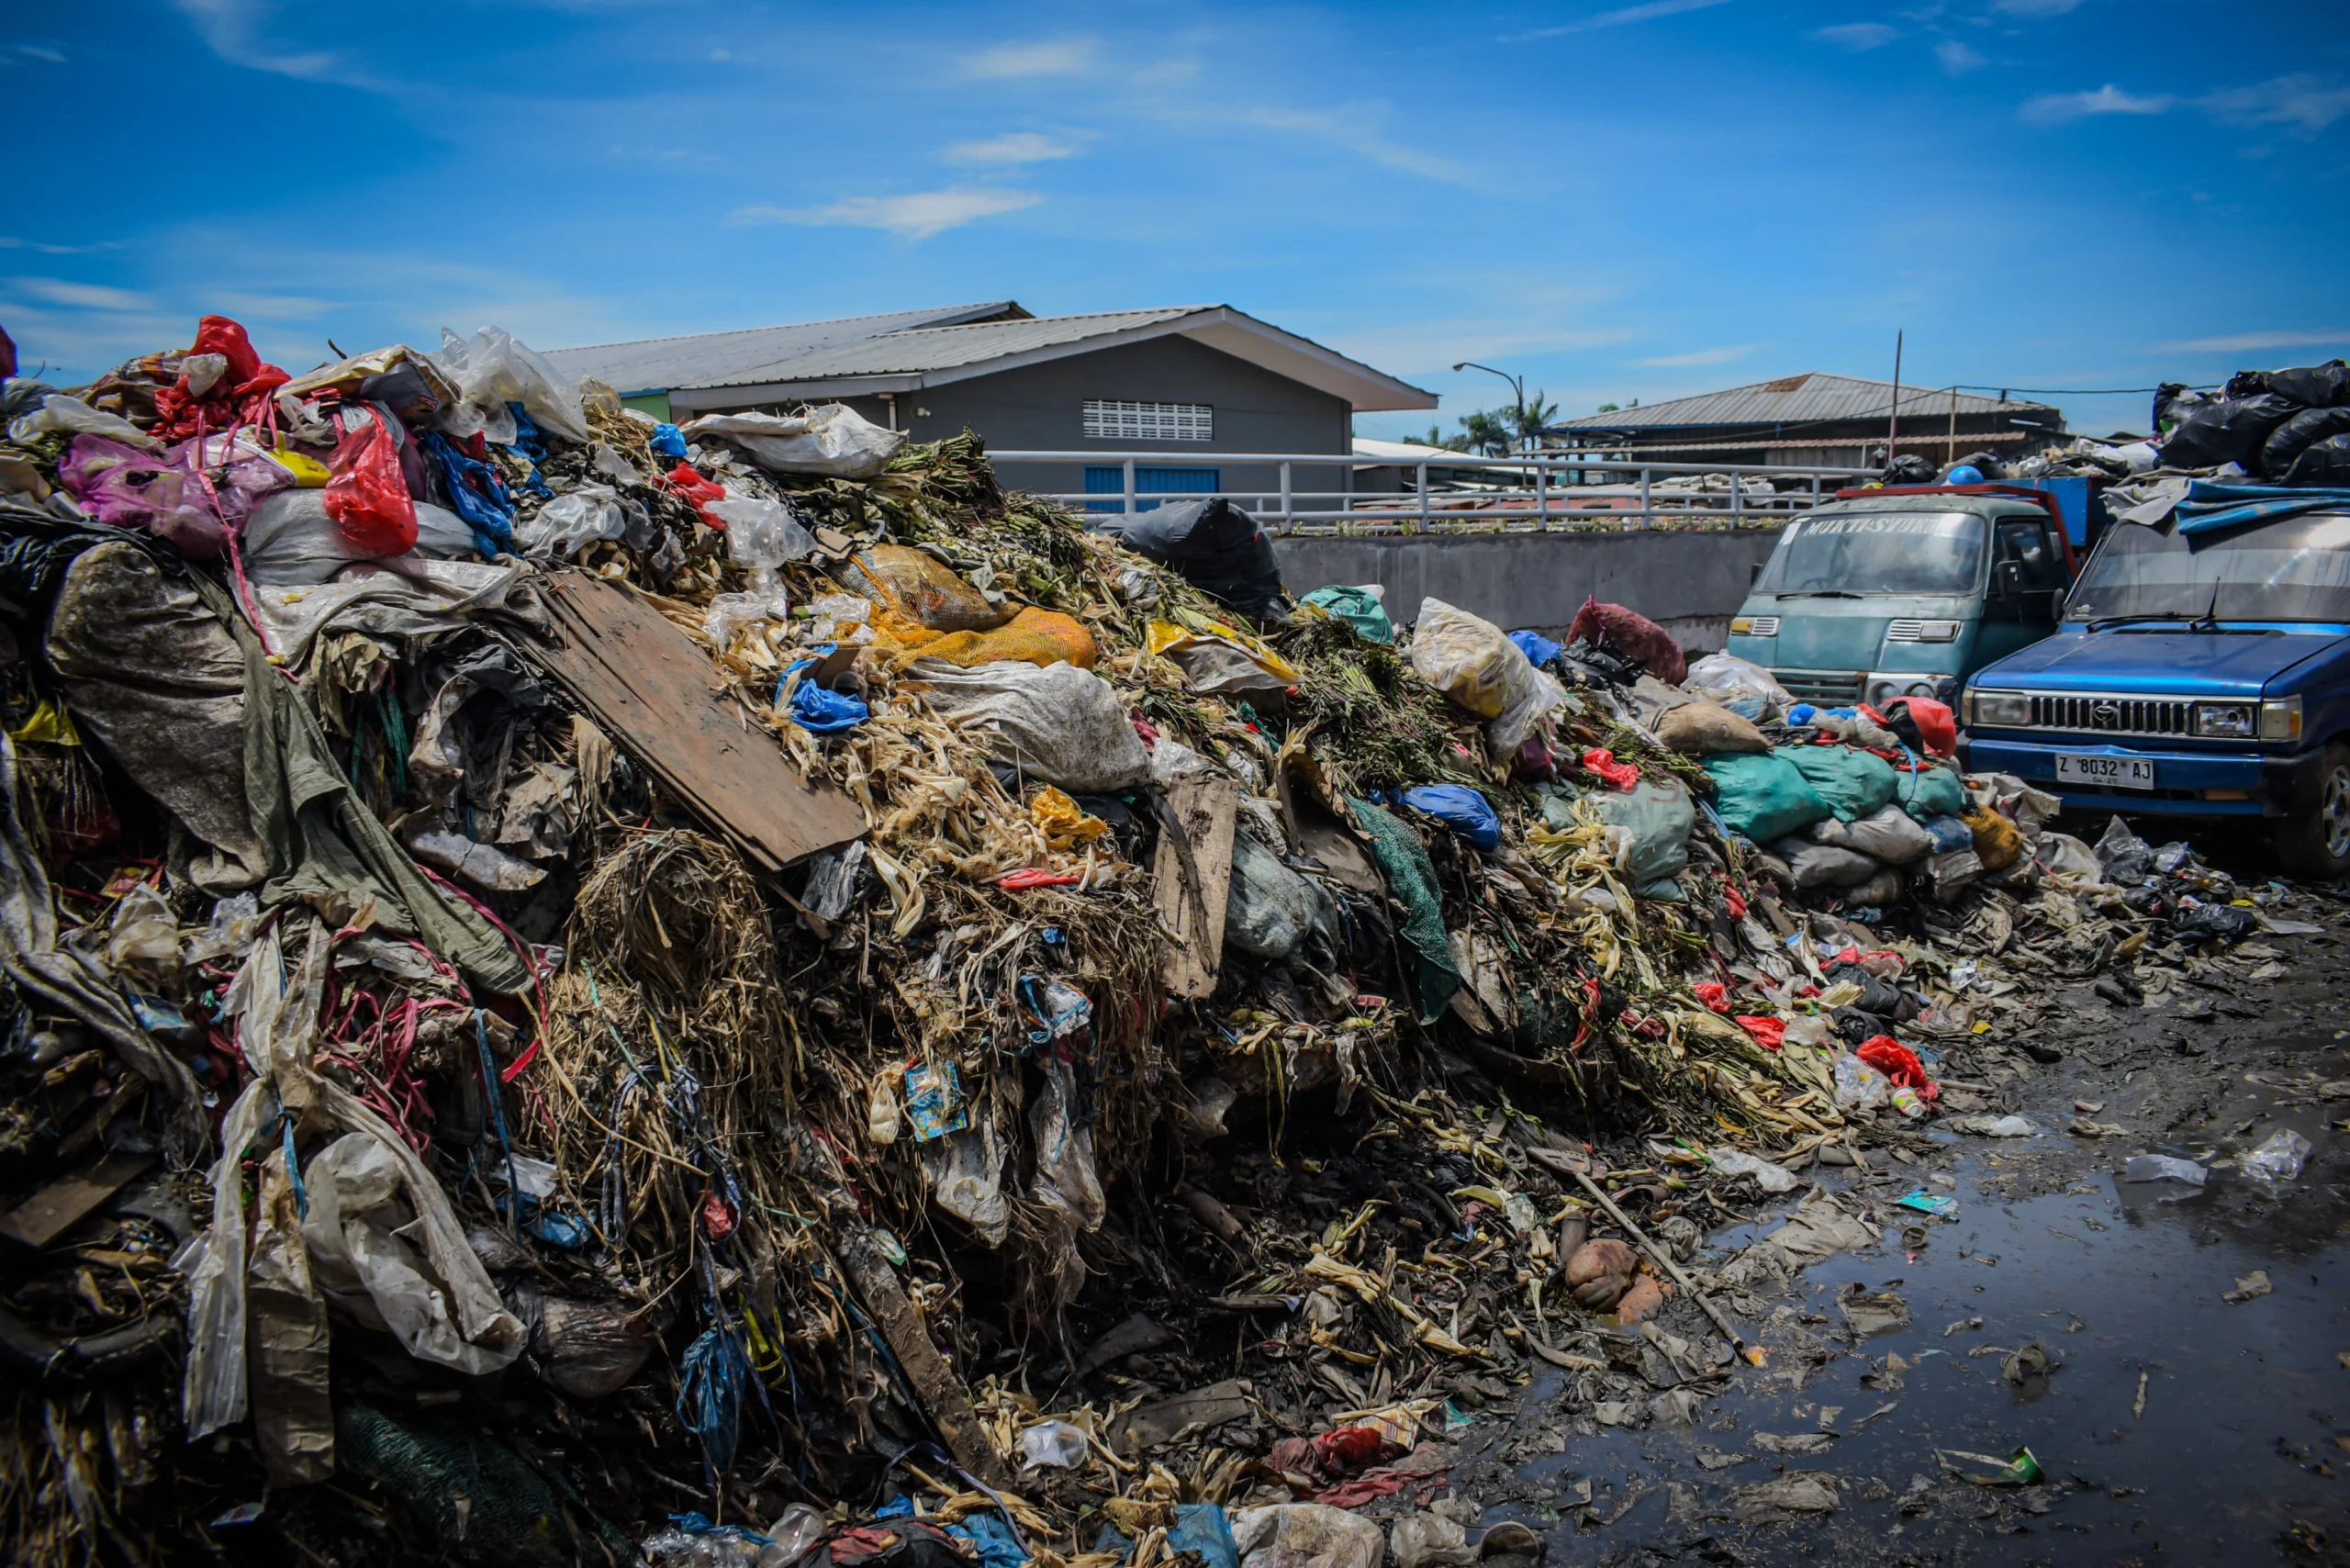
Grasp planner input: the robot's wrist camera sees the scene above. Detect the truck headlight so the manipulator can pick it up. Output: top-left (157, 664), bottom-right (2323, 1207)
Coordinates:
top-left (1970, 690), bottom-right (2031, 728)
top-left (2260, 695), bottom-right (2303, 742)
top-left (2193, 701), bottom-right (2256, 739)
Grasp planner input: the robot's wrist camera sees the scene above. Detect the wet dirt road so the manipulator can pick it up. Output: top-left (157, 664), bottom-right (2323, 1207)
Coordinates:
top-left (1449, 868), bottom-right (2350, 1566)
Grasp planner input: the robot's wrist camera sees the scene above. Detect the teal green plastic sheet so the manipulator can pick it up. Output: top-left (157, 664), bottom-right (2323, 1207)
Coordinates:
top-left (1774, 743), bottom-right (1897, 823)
top-left (1300, 585), bottom-right (1393, 644)
top-left (1347, 796), bottom-right (1459, 1024)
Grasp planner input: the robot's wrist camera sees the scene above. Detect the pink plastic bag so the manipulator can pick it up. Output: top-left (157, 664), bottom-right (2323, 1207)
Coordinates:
top-left (57, 435), bottom-right (227, 558)
top-left (322, 409), bottom-right (418, 556)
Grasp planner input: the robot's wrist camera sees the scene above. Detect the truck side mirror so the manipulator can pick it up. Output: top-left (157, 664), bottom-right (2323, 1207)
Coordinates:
top-left (1750, 561), bottom-right (1764, 586)
top-left (1993, 559), bottom-right (2025, 599)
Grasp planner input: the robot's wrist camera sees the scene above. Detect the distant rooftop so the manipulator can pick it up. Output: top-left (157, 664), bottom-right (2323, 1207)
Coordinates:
top-left (1546, 372), bottom-right (2055, 433)
top-left (548, 303), bottom-right (1437, 414)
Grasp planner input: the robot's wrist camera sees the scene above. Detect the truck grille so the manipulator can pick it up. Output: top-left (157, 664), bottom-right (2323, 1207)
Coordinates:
top-left (1777, 670), bottom-right (1863, 705)
top-left (1884, 619), bottom-right (1926, 643)
top-left (2030, 692), bottom-right (2195, 738)
top-left (1742, 616), bottom-right (1780, 638)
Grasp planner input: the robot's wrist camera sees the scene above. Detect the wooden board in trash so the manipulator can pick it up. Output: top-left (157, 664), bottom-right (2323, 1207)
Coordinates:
top-left (527, 571), bottom-right (865, 873)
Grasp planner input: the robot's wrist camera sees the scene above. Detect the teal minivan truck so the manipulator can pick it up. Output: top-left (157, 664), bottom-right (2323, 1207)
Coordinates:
top-left (1723, 487), bottom-right (2075, 710)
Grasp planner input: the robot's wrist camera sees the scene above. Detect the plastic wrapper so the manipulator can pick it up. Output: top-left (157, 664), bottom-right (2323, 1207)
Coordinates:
top-left (700, 497), bottom-right (816, 644)
top-left (1409, 597), bottom-right (1564, 754)
top-left (534, 1297), bottom-right (655, 1399)
top-left (908, 657), bottom-right (1150, 792)
top-left (1232, 1505), bottom-right (1384, 1568)
top-left (2242, 1128), bottom-right (2312, 1184)
top-left (1147, 616), bottom-right (1297, 698)
top-left (434, 324), bottom-right (589, 445)
top-left (1710, 1147), bottom-right (1798, 1193)
top-left (681, 403), bottom-right (906, 478)
top-left (1833, 1051), bottom-right (1891, 1112)
top-left (514, 484), bottom-right (652, 560)
top-left (2123, 1154), bottom-right (2206, 1185)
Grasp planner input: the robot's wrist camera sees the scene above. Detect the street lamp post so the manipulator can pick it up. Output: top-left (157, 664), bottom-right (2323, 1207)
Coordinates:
top-left (1453, 361), bottom-right (1528, 454)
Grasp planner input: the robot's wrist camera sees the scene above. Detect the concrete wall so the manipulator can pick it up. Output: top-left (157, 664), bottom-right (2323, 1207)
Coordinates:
top-left (1271, 527), bottom-right (1787, 653)
top-left (829, 336), bottom-right (1354, 510)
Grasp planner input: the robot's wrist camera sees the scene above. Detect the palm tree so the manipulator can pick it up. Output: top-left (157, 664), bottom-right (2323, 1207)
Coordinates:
top-left (1459, 410), bottom-right (1515, 457)
top-left (1510, 391), bottom-right (1561, 451)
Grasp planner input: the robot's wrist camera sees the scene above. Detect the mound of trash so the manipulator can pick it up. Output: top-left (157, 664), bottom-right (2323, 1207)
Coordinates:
top-left (0, 315), bottom-right (2327, 1566)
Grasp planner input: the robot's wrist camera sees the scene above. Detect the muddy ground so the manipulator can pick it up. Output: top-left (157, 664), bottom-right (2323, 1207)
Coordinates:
top-left (1435, 837), bottom-right (2350, 1567)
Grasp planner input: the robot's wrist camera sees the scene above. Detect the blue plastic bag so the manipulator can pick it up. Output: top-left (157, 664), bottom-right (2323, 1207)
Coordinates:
top-left (1166, 1506), bottom-right (1239, 1568)
top-left (1402, 784), bottom-right (1501, 850)
top-left (946, 1513), bottom-right (1025, 1568)
top-left (650, 421), bottom-right (688, 460)
top-left (1922, 813), bottom-right (1975, 854)
top-left (1786, 703), bottom-right (1817, 726)
top-left (1507, 629), bottom-right (1563, 669)
top-left (778, 658), bottom-right (868, 734)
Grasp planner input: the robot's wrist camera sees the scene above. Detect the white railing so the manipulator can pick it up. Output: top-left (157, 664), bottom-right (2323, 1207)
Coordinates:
top-left (986, 450), bottom-right (1877, 535)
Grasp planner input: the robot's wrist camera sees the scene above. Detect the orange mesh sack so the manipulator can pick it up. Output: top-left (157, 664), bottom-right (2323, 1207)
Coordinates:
top-left (898, 606), bottom-right (1097, 672)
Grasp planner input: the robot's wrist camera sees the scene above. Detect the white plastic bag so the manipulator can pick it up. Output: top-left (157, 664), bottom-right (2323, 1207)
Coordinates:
top-left (699, 497), bottom-right (817, 644)
top-left (514, 485), bottom-right (649, 561)
top-left (433, 325), bottom-right (590, 445)
top-left (1832, 1051), bottom-right (1890, 1112)
top-left (1684, 651), bottom-right (1792, 710)
top-left (1710, 1147), bottom-right (1798, 1193)
top-left (1409, 597), bottom-right (1562, 754)
top-left (2243, 1128), bottom-right (2311, 1184)
top-left (10, 393), bottom-right (162, 451)
top-left (909, 657), bottom-right (1150, 792)
top-left (680, 404), bottom-right (906, 479)
top-left (1020, 1419), bottom-right (1091, 1471)
top-left (243, 489), bottom-right (482, 583)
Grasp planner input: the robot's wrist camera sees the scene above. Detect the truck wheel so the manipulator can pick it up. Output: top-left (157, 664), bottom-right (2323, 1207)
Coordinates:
top-left (2275, 744), bottom-right (2350, 880)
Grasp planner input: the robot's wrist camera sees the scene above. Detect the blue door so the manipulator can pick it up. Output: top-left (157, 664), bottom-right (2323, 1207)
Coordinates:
top-left (1084, 465), bottom-right (1222, 514)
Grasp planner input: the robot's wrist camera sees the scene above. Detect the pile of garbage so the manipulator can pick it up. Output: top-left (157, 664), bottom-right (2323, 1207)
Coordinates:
top-left (0, 314), bottom-right (2322, 1568)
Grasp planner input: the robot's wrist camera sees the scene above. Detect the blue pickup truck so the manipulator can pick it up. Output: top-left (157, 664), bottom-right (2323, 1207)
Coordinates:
top-left (1961, 500), bottom-right (2350, 876)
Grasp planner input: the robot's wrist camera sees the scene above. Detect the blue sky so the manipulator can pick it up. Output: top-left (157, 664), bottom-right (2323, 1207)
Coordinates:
top-left (5, 0), bottom-right (2347, 441)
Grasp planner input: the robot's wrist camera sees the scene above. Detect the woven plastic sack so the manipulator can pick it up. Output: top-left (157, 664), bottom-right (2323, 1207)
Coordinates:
top-left (1595, 777), bottom-right (1695, 884)
top-left (1769, 836), bottom-right (1884, 889)
top-left (908, 657), bottom-right (1148, 792)
top-left (679, 403), bottom-right (905, 479)
top-left (838, 544), bottom-right (1010, 634)
top-left (1654, 701), bottom-right (1769, 755)
top-left (1300, 584), bottom-right (1393, 644)
top-left (1811, 802), bottom-right (1935, 864)
top-left (1775, 744), bottom-right (1897, 823)
top-left (1147, 617), bottom-right (1297, 698)
top-left (902, 605), bottom-right (1098, 672)
top-left (1962, 805), bottom-right (2024, 872)
top-left (1703, 752), bottom-right (1834, 844)
top-left (1893, 759), bottom-right (1969, 823)
top-left (1409, 597), bottom-right (1563, 753)
top-left (1564, 595), bottom-right (1686, 683)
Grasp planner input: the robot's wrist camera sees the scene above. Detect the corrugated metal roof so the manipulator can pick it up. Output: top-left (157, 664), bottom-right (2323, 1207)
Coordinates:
top-left (543, 302), bottom-right (1021, 395)
top-left (1549, 372), bottom-right (2054, 431)
top-left (727, 308), bottom-right (1204, 386)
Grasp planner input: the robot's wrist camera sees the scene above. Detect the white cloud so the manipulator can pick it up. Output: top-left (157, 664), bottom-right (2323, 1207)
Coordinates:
top-left (2020, 84), bottom-right (2173, 124)
top-left (959, 39), bottom-right (1098, 79)
top-left (13, 43), bottom-right (66, 62)
top-left (1510, 0), bottom-right (1731, 39)
top-left (2156, 329), bottom-right (2350, 353)
top-left (1231, 105), bottom-right (1479, 186)
top-left (730, 187), bottom-right (1042, 241)
top-left (9, 278), bottom-right (151, 311)
top-left (940, 131), bottom-right (1080, 166)
top-left (2199, 75), bottom-right (2350, 136)
top-left (1936, 39), bottom-right (1986, 73)
top-left (1633, 343), bottom-right (1759, 367)
top-left (0, 237), bottom-right (86, 255)
top-left (1989, 0), bottom-right (2080, 14)
top-left (1813, 22), bottom-right (1897, 50)
top-left (171, 0), bottom-right (340, 79)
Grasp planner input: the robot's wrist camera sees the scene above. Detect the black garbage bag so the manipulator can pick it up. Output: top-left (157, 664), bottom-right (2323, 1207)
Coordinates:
top-left (2226, 360), bottom-right (2350, 409)
top-left (2259, 406), bottom-right (2350, 478)
top-left (1098, 497), bottom-right (1288, 620)
top-left (2173, 902), bottom-right (2255, 946)
top-left (2154, 383), bottom-right (2219, 434)
top-left (2282, 433), bottom-right (2350, 488)
top-left (1823, 961), bottom-right (1918, 1020)
top-left (2160, 394), bottom-right (2302, 471)
top-left (1883, 454), bottom-right (1936, 486)
top-left (1949, 450), bottom-right (2007, 481)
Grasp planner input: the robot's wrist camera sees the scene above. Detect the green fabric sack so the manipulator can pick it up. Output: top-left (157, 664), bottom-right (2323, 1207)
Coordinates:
top-left (1301, 585), bottom-right (1394, 644)
top-left (1893, 758), bottom-right (1969, 823)
top-left (1539, 778), bottom-right (1695, 886)
top-left (1702, 751), bottom-right (1835, 845)
top-left (1774, 743), bottom-right (1897, 823)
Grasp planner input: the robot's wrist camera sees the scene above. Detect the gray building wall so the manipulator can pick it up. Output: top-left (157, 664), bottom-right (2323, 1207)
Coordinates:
top-left (827, 335), bottom-right (1354, 514)
top-left (1272, 527), bottom-right (1787, 653)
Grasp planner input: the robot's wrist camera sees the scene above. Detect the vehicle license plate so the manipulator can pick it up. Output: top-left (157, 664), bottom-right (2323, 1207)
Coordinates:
top-left (2054, 754), bottom-right (2154, 790)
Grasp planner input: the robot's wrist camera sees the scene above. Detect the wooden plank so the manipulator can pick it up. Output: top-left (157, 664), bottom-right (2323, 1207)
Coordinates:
top-left (525, 572), bottom-right (866, 872)
top-left (1153, 776), bottom-right (1238, 1000)
top-left (0, 1148), bottom-right (154, 1249)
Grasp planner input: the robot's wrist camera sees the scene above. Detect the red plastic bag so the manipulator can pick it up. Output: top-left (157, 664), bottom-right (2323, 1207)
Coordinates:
top-left (1693, 981), bottom-right (1731, 1014)
top-left (1881, 696), bottom-right (1957, 757)
top-left (1734, 1015), bottom-right (1785, 1050)
top-left (1563, 595), bottom-right (1686, 684)
top-left (1581, 747), bottom-right (1640, 791)
top-left (1856, 1036), bottom-right (1937, 1101)
top-left (659, 461), bottom-right (728, 526)
top-left (322, 409), bottom-right (418, 555)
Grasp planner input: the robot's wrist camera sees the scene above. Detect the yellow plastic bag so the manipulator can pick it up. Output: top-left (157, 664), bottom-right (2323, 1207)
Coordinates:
top-left (1961, 805), bottom-right (2023, 873)
top-left (1031, 786), bottom-right (1110, 851)
top-left (892, 605), bottom-right (1097, 671)
top-left (1408, 598), bottom-right (1562, 751)
top-left (6, 700), bottom-right (80, 746)
top-left (1145, 616), bottom-right (1300, 692)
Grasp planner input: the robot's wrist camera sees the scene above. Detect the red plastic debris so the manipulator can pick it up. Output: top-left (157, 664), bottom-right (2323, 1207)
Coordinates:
top-left (1733, 1015), bottom-right (1785, 1050)
top-left (1723, 885), bottom-right (1748, 919)
top-left (699, 1188), bottom-right (737, 1240)
top-left (995, 868), bottom-right (1082, 890)
top-left (1693, 981), bottom-right (1732, 1014)
top-left (659, 461), bottom-right (728, 524)
top-left (1580, 748), bottom-right (1640, 791)
top-left (1856, 1036), bottom-right (1937, 1102)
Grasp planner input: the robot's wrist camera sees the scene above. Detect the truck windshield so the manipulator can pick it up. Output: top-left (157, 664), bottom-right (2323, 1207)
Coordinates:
top-left (2065, 513), bottom-right (2350, 624)
top-left (1755, 511), bottom-right (1986, 596)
